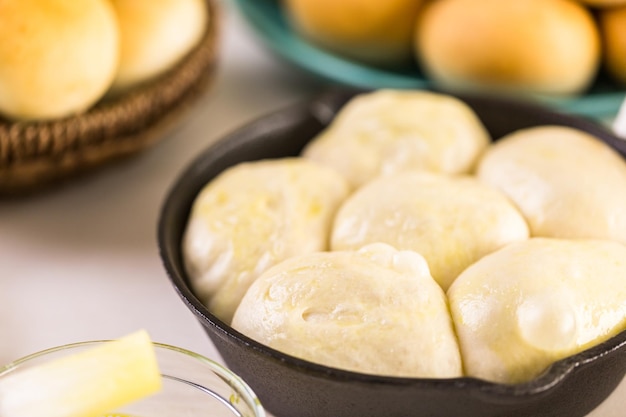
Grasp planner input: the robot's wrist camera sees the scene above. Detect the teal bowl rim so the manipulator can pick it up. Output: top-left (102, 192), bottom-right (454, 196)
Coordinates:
top-left (231, 0), bottom-right (626, 120)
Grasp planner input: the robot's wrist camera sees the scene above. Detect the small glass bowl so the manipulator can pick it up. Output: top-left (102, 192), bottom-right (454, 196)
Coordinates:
top-left (0, 340), bottom-right (266, 417)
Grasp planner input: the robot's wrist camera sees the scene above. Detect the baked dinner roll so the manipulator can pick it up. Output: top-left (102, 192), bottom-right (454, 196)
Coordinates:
top-left (0, 0), bottom-right (119, 120)
top-left (232, 243), bottom-right (463, 378)
top-left (449, 238), bottom-right (626, 384)
top-left (599, 5), bottom-right (626, 86)
top-left (110, 0), bottom-right (208, 91)
top-left (283, 0), bottom-right (425, 66)
top-left (477, 126), bottom-right (626, 244)
top-left (183, 158), bottom-right (349, 323)
top-left (331, 172), bottom-right (529, 290)
top-left (577, 0), bottom-right (626, 6)
top-left (302, 90), bottom-right (490, 188)
top-left (415, 0), bottom-right (601, 96)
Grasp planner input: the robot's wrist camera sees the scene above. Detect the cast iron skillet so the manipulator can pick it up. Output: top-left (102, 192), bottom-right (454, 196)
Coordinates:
top-left (158, 89), bottom-right (626, 417)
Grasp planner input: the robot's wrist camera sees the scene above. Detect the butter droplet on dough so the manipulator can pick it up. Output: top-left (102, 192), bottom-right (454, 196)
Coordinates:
top-left (516, 293), bottom-right (578, 352)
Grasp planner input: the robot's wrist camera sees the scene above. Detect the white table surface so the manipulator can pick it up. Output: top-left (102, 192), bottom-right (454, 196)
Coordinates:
top-left (0, 3), bottom-right (624, 416)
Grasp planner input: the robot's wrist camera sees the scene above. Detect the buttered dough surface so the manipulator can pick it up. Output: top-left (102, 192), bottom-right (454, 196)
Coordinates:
top-left (302, 89), bottom-right (490, 188)
top-left (232, 243), bottom-right (463, 378)
top-left (183, 158), bottom-right (349, 323)
top-left (332, 172), bottom-right (529, 290)
top-left (448, 238), bottom-right (626, 384)
top-left (477, 125), bottom-right (626, 244)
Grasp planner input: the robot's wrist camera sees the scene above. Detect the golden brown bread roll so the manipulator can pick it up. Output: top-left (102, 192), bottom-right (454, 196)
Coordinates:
top-left (0, 0), bottom-right (119, 121)
top-left (110, 0), bottom-right (208, 91)
top-left (283, 0), bottom-right (425, 66)
top-left (415, 0), bottom-right (601, 96)
top-left (599, 5), bottom-right (626, 86)
top-left (577, 0), bottom-right (626, 7)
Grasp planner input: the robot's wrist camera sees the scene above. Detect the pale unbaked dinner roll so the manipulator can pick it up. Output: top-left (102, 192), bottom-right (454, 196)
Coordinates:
top-left (331, 172), bottom-right (529, 290)
top-left (302, 90), bottom-right (490, 188)
top-left (110, 0), bottom-right (208, 91)
top-left (599, 5), bottom-right (626, 86)
top-left (283, 0), bottom-right (425, 66)
top-left (415, 0), bottom-right (601, 96)
top-left (477, 126), bottom-right (626, 244)
top-left (0, 0), bottom-right (119, 120)
top-left (232, 243), bottom-right (463, 378)
top-left (183, 158), bottom-right (349, 324)
top-left (448, 238), bottom-right (626, 384)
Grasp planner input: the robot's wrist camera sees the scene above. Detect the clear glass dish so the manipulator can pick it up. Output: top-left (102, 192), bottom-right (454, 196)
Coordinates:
top-left (0, 340), bottom-right (266, 417)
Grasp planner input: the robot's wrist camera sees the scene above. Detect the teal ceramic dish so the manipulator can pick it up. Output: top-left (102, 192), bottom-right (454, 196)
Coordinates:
top-left (231, 0), bottom-right (626, 120)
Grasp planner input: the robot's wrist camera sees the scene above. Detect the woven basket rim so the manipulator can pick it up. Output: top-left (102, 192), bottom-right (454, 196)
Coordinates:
top-left (0, 0), bottom-right (219, 192)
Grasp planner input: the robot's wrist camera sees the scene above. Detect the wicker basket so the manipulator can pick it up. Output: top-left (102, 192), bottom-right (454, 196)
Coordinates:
top-left (0, 0), bottom-right (219, 195)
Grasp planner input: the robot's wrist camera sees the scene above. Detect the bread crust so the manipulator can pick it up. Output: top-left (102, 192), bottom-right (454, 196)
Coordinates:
top-left (415, 0), bottom-right (601, 96)
top-left (284, 0), bottom-right (424, 66)
top-left (600, 5), bottom-right (626, 86)
top-left (110, 0), bottom-right (208, 91)
top-left (0, 0), bottom-right (119, 120)
top-left (577, 0), bottom-right (626, 7)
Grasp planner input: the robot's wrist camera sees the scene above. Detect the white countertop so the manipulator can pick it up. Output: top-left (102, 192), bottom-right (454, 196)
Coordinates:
top-left (0, 3), bottom-right (624, 416)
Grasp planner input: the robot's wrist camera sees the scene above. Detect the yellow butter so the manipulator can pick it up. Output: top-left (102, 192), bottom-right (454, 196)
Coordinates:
top-left (0, 330), bottom-right (161, 417)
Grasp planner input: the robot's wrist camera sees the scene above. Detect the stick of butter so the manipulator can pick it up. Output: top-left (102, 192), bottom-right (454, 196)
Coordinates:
top-left (0, 330), bottom-right (162, 417)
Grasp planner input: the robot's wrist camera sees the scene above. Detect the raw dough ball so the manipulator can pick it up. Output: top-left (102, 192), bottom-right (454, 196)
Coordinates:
top-left (183, 158), bottom-right (349, 323)
top-left (0, 0), bottom-right (119, 120)
top-left (477, 126), bottom-right (626, 244)
top-left (283, 0), bottom-right (425, 66)
top-left (110, 0), bottom-right (208, 91)
top-left (415, 0), bottom-right (601, 96)
top-left (448, 238), bottom-right (626, 384)
top-left (331, 172), bottom-right (529, 290)
top-left (232, 243), bottom-right (463, 378)
top-left (302, 90), bottom-right (490, 188)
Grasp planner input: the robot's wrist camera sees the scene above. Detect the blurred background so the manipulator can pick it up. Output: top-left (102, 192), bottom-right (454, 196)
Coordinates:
top-left (0, 0), bottom-right (625, 416)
